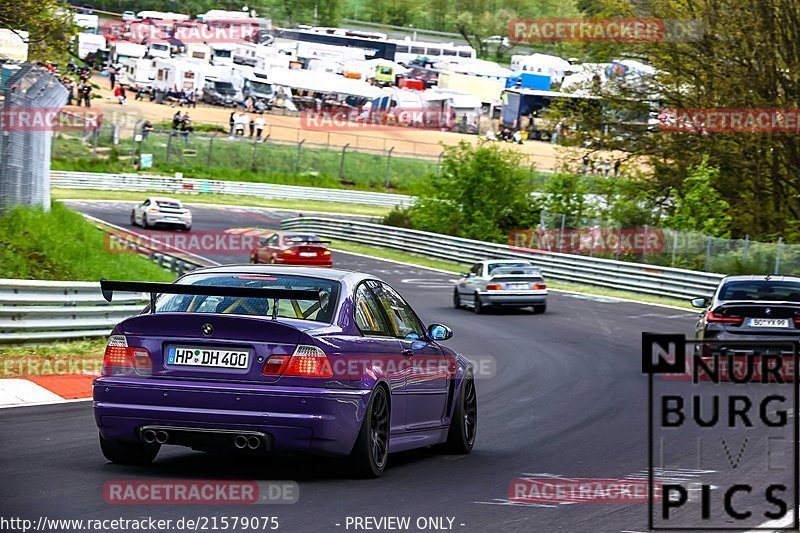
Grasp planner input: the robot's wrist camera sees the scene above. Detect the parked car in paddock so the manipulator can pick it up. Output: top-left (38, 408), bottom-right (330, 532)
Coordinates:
top-left (692, 275), bottom-right (800, 349)
top-left (94, 266), bottom-right (476, 477)
top-left (130, 197), bottom-right (192, 230)
top-left (453, 260), bottom-right (547, 314)
top-left (249, 231), bottom-right (333, 267)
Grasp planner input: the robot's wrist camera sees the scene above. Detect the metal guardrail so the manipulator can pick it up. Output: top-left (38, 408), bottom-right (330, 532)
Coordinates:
top-left (280, 217), bottom-right (725, 300)
top-left (0, 279), bottom-right (146, 343)
top-left (0, 219), bottom-right (216, 343)
top-left (51, 171), bottom-right (415, 209)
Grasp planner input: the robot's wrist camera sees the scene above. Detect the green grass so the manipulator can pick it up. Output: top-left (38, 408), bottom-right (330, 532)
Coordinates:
top-left (0, 338), bottom-right (106, 359)
top-left (329, 239), bottom-right (693, 309)
top-left (52, 189), bottom-right (391, 217)
top-left (0, 203), bottom-right (175, 282)
top-left (51, 131), bottom-right (438, 194)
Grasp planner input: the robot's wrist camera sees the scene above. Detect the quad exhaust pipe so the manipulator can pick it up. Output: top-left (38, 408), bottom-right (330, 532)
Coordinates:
top-left (233, 434), bottom-right (261, 450)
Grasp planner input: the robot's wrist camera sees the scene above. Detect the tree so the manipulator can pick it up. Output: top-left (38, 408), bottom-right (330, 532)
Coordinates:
top-left (0, 0), bottom-right (76, 62)
top-left (557, 0), bottom-right (800, 241)
top-left (665, 156), bottom-right (732, 238)
top-left (408, 141), bottom-right (538, 242)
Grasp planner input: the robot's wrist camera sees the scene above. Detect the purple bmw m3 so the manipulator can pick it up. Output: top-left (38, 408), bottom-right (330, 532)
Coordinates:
top-left (94, 266), bottom-right (477, 477)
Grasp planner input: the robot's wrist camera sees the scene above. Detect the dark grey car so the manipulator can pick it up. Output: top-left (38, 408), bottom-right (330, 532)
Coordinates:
top-left (692, 275), bottom-right (800, 353)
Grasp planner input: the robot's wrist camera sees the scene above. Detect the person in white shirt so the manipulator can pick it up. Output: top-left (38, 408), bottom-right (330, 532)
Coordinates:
top-left (254, 116), bottom-right (266, 140)
top-left (234, 113), bottom-right (246, 136)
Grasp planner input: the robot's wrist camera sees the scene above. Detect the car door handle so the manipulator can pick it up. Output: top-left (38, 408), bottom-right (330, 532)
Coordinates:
top-left (402, 349), bottom-right (414, 357)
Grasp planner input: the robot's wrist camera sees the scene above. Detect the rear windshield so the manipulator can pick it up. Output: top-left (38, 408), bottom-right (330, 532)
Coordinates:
top-left (156, 273), bottom-right (340, 323)
top-left (156, 200), bottom-right (181, 209)
top-left (487, 262), bottom-right (533, 274)
top-left (285, 234), bottom-right (322, 244)
top-left (719, 280), bottom-right (800, 302)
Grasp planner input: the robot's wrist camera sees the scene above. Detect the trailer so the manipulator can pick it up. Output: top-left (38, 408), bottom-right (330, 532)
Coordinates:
top-left (121, 57), bottom-right (157, 87)
top-left (152, 58), bottom-right (212, 94)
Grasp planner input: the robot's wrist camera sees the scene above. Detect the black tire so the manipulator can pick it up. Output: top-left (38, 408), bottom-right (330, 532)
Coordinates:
top-left (99, 433), bottom-right (159, 465)
top-left (442, 373), bottom-right (477, 454)
top-left (349, 385), bottom-right (390, 478)
top-left (473, 293), bottom-right (486, 314)
top-left (533, 304), bottom-right (547, 314)
top-left (142, 215), bottom-right (150, 229)
top-left (129, 210), bottom-right (137, 226)
top-left (453, 288), bottom-right (462, 309)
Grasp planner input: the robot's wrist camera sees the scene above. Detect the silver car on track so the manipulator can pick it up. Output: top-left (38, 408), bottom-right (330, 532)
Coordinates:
top-left (453, 260), bottom-right (548, 314)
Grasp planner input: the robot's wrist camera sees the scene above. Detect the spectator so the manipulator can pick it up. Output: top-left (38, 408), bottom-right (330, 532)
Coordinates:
top-left (65, 80), bottom-right (74, 106)
top-left (614, 159), bottom-right (621, 177)
top-left (81, 84), bottom-right (92, 107)
top-left (109, 68), bottom-right (116, 89)
top-left (114, 85), bottom-right (126, 105)
top-left (141, 120), bottom-right (153, 141)
top-left (134, 85), bottom-right (146, 101)
top-left (185, 89), bottom-right (196, 108)
top-left (228, 111), bottom-right (236, 137)
top-left (248, 116), bottom-right (255, 137)
top-left (234, 112), bottom-right (246, 136)
top-left (255, 115), bottom-right (266, 140)
top-left (180, 113), bottom-right (192, 143)
top-left (172, 110), bottom-right (182, 130)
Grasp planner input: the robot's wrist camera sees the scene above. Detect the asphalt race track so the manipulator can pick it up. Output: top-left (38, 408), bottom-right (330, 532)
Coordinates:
top-left (2, 201), bottom-right (780, 532)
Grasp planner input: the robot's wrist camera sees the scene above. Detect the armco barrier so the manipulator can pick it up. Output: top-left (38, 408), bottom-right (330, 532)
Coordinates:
top-left (51, 171), bottom-right (414, 209)
top-left (0, 219), bottom-right (216, 343)
top-left (280, 217), bottom-right (725, 300)
top-left (0, 279), bottom-right (146, 343)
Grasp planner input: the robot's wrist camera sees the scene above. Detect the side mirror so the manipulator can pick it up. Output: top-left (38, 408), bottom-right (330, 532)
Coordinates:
top-left (691, 297), bottom-right (710, 309)
top-left (427, 323), bottom-right (453, 341)
top-left (459, 272), bottom-right (468, 278)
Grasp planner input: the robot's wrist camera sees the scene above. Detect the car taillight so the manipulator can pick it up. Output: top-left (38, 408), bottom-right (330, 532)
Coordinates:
top-left (261, 345), bottom-right (332, 378)
top-left (706, 310), bottom-right (743, 325)
top-left (283, 249), bottom-right (295, 255)
top-left (486, 284), bottom-right (502, 291)
top-left (102, 335), bottom-right (152, 376)
top-left (322, 250), bottom-right (331, 256)
top-left (148, 208), bottom-right (159, 213)
top-left (533, 283), bottom-right (547, 290)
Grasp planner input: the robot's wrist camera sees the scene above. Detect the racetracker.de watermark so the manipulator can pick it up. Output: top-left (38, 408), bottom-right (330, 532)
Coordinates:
top-left (105, 232), bottom-right (258, 256)
top-left (104, 480), bottom-right (298, 505)
top-left (509, 477), bottom-right (660, 504)
top-left (508, 18), bottom-right (703, 43)
top-left (100, 18), bottom-right (262, 44)
top-left (0, 108), bottom-right (102, 131)
top-left (300, 108), bottom-right (456, 131)
top-left (660, 108), bottom-right (800, 133)
top-left (509, 228), bottom-right (665, 255)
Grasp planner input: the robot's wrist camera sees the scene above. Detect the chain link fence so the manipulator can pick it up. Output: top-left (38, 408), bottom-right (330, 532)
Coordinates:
top-left (0, 65), bottom-right (67, 214)
top-left (532, 211), bottom-right (800, 276)
top-left (51, 122), bottom-right (448, 191)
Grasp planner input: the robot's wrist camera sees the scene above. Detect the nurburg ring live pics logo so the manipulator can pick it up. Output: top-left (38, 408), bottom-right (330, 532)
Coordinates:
top-left (642, 333), bottom-right (799, 530)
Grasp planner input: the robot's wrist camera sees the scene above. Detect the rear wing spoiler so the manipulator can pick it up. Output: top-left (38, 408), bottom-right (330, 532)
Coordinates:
top-left (100, 279), bottom-right (322, 318)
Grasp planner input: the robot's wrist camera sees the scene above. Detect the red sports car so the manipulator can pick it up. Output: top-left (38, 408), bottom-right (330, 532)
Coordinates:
top-left (250, 231), bottom-right (332, 267)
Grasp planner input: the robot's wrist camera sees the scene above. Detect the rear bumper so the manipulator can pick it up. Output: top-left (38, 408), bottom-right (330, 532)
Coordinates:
top-left (146, 213), bottom-right (191, 227)
top-left (699, 331), bottom-right (800, 355)
top-left (479, 291), bottom-right (547, 306)
top-left (93, 377), bottom-right (369, 456)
